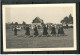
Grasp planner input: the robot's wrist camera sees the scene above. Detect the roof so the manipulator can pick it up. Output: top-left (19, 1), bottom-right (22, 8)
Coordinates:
top-left (32, 17), bottom-right (44, 23)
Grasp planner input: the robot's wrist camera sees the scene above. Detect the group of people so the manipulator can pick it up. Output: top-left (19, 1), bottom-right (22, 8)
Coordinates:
top-left (14, 24), bottom-right (65, 37)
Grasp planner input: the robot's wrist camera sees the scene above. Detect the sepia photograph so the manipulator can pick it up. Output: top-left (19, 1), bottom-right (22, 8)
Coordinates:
top-left (2, 3), bottom-right (77, 52)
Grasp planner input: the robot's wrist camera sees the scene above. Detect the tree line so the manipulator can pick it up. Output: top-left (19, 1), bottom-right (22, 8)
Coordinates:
top-left (61, 14), bottom-right (73, 24)
top-left (11, 21), bottom-right (26, 25)
top-left (10, 14), bottom-right (73, 25)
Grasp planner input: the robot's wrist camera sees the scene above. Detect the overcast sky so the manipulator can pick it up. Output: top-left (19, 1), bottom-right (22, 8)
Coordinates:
top-left (5, 4), bottom-right (73, 24)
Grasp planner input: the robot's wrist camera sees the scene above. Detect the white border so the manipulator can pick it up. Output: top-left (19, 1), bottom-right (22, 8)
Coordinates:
top-left (2, 3), bottom-right (77, 52)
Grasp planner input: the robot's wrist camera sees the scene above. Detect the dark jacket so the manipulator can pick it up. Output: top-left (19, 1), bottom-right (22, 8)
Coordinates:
top-left (51, 27), bottom-right (56, 34)
top-left (25, 27), bottom-right (30, 35)
top-left (43, 26), bottom-right (48, 35)
top-left (34, 27), bottom-right (38, 35)
top-left (14, 28), bottom-right (17, 35)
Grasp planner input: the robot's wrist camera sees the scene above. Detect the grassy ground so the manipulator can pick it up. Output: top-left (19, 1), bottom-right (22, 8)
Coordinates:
top-left (6, 28), bottom-right (73, 48)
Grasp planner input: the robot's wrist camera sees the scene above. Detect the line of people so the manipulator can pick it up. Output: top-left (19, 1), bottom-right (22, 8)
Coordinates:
top-left (14, 24), bottom-right (65, 37)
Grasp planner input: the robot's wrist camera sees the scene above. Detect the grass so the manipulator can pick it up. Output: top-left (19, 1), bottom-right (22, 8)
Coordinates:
top-left (6, 28), bottom-right (73, 48)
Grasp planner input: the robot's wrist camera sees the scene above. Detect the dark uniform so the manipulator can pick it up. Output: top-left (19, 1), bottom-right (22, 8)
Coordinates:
top-left (12, 26), bottom-right (14, 31)
top-left (43, 25), bottom-right (48, 35)
top-left (58, 26), bottom-right (64, 36)
top-left (58, 27), bottom-right (61, 34)
top-left (14, 27), bottom-right (17, 35)
top-left (34, 26), bottom-right (38, 36)
top-left (51, 26), bottom-right (56, 34)
top-left (60, 27), bottom-right (64, 34)
top-left (66, 24), bottom-right (68, 29)
top-left (25, 26), bottom-right (30, 35)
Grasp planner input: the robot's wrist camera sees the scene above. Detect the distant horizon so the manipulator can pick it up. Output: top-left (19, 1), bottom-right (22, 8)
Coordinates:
top-left (4, 4), bottom-right (73, 24)
top-left (6, 14), bottom-right (72, 24)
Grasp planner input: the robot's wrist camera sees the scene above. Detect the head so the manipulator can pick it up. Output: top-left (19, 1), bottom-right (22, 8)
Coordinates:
top-left (35, 25), bottom-right (36, 27)
top-left (43, 24), bottom-right (46, 27)
top-left (58, 25), bottom-right (60, 28)
top-left (52, 25), bottom-right (55, 27)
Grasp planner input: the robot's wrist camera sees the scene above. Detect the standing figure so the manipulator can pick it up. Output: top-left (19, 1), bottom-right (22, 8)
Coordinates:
top-left (51, 25), bottom-right (56, 36)
top-left (25, 25), bottom-right (30, 36)
top-left (14, 27), bottom-right (17, 36)
top-left (60, 25), bottom-right (64, 36)
top-left (43, 25), bottom-right (48, 36)
top-left (66, 24), bottom-right (68, 29)
top-left (12, 26), bottom-right (14, 31)
top-left (58, 26), bottom-right (61, 36)
top-left (34, 25), bottom-right (38, 36)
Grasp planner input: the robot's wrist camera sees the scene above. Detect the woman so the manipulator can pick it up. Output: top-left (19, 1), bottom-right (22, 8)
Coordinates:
top-left (60, 25), bottom-right (64, 36)
top-left (25, 25), bottom-right (30, 36)
top-left (58, 25), bottom-right (61, 36)
top-left (51, 25), bottom-right (56, 36)
top-left (43, 25), bottom-right (48, 36)
top-left (14, 27), bottom-right (17, 36)
top-left (34, 25), bottom-right (38, 36)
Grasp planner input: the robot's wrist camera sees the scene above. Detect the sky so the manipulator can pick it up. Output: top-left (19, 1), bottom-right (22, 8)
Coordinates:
top-left (4, 4), bottom-right (73, 24)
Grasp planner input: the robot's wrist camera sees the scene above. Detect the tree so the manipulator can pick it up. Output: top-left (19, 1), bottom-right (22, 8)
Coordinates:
top-left (15, 22), bottom-right (18, 25)
top-left (61, 20), bottom-right (64, 24)
top-left (68, 14), bottom-right (73, 24)
top-left (22, 21), bottom-right (26, 25)
top-left (11, 22), bottom-right (14, 25)
top-left (61, 14), bottom-right (73, 24)
top-left (63, 16), bottom-right (69, 24)
top-left (61, 16), bottom-right (68, 24)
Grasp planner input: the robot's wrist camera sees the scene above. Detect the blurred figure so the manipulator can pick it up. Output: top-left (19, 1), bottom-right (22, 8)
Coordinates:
top-left (34, 25), bottom-right (38, 36)
top-left (25, 25), bottom-right (30, 36)
top-left (60, 25), bottom-right (64, 36)
top-left (51, 25), bottom-right (56, 36)
top-left (12, 26), bottom-right (14, 31)
top-left (58, 25), bottom-right (65, 36)
top-left (66, 24), bottom-right (68, 29)
top-left (43, 24), bottom-right (48, 36)
top-left (58, 26), bottom-right (61, 36)
top-left (14, 26), bottom-right (17, 36)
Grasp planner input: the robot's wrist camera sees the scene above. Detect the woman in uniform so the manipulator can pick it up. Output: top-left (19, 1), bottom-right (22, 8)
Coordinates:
top-left (43, 24), bottom-right (48, 36)
top-left (58, 25), bottom-right (61, 36)
top-left (51, 25), bottom-right (56, 36)
top-left (34, 25), bottom-right (38, 37)
top-left (25, 25), bottom-right (30, 36)
top-left (60, 25), bottom-right (64, 36)
top-left (14, 26), bottom-right (17, 36)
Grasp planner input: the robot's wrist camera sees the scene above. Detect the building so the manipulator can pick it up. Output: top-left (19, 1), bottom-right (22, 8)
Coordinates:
top-left (31, 17), bottom-right (44, 29)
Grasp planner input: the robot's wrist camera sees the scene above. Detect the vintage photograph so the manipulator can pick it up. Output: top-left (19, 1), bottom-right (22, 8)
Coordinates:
top-left (2, 3), bottom-right (77, 52)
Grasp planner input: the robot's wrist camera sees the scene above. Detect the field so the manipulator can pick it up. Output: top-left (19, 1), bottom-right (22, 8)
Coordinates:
top-left (6, 28), bottom-right (73, 48)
